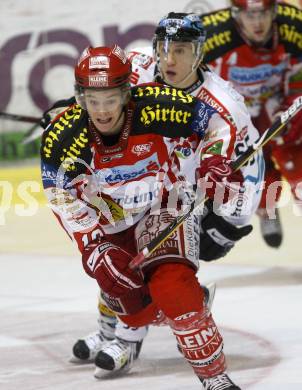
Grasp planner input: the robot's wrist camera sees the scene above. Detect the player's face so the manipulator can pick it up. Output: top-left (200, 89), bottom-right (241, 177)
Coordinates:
top-left (158, 41), bottom-right (199, 88)
top-left (237, 7), bottom-right (274, 44)
top-left (84, 88), bottom-right (124, 135)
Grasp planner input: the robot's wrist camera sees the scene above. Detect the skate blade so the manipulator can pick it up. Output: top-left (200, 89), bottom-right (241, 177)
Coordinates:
top-left (69, 355), bottom-right (94, 364)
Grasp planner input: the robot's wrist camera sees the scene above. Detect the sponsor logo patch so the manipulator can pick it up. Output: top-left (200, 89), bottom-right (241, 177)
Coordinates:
top-left (89, 55), bottom-right (110, 69)
top-left (229, 63), bottom-right (287, 84)
top-left (96, 153), bottom-right (160, 184)
top-left (131, 143), bottom-right (152, 156)
top-left (89, 74), bottom-right (108, 87)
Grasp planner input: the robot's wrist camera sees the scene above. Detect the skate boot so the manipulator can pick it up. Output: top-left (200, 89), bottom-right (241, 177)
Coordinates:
top-left (259, 208), bottom-right (282, 248)
top-left (71, 299), bottom-right (117, 362)
top-left (94, 337), bottom-right (143, 378)
top-left (94, 320), bottom-right (148, 378)
top-left (199, 372), bottom-right (241, 390)
top-left (202, 282), bottom-right (216, 312)
top-left (71, 330), bottom-right (114, 362)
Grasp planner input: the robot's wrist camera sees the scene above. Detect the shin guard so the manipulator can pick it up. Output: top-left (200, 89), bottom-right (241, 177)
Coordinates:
top-left (171, 310), bottom-right (226, 378)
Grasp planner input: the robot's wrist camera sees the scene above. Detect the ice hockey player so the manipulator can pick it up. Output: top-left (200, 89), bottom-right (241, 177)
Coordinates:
top-left (40, 42), bottom-right (264, 388)
top-left (201, 0), bottom-right (302, 247)
top-left (40, 14), bottom-right (264, 388)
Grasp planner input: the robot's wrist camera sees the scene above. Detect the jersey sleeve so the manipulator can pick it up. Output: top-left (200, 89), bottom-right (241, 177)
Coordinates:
top-left (276, 4), bottom-right (302, 98)
top-left (194, 82), bottom-right (238, 160)
top-left (195, 72), bottom-right (264, 225)
top-left (40, 105), bottom-right (104, 253)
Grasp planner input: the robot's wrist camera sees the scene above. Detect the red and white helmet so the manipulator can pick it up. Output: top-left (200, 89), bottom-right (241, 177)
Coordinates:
top-left (231, 0), bottom-right (276, 11)
top-left (74, 45), bottom-right (131, 109)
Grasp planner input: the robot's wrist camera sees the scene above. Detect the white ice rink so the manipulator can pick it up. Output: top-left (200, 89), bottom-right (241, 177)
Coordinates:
top-left (1, 202), bottom-right (302, 390)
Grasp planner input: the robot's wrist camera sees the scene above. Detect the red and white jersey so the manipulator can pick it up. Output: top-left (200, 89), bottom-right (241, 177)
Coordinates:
top-left (41, 84), bottom-right (249, 252)
top-left (128, 50), bottom-right (264, 226)
top-left (201, 3), bottom-right (302, 130)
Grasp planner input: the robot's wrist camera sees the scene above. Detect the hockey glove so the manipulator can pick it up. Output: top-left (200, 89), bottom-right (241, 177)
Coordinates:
top-left (197, 155), bottom-right (244, 204)
top-left (199, 201), bottom-right (253, 261)
top-left (82, 241), bottom-right (143, 298)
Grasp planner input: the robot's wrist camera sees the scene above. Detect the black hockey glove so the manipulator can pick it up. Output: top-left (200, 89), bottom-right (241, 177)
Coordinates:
top-left (199, 201), bottom-right (253, 261)
top-left (40, 96), bottom-right (76, 129)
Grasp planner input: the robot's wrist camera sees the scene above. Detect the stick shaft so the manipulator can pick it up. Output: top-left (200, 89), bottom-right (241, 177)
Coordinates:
top-left (0, 111), bottom-right (40, 124)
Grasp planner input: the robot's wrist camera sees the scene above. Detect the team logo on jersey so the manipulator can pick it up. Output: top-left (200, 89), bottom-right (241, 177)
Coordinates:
top-left (197, 88), bottom-right (236, 126)
top-left (130, 53), bottom-right (153, 70)
top-left (131, 143), bottom-right (152, 156)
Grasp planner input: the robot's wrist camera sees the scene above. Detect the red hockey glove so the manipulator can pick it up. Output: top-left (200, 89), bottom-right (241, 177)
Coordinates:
top-left (196, 155), bottom-right (244, 204)
top-left (82, 241), bottom-right (143, 298)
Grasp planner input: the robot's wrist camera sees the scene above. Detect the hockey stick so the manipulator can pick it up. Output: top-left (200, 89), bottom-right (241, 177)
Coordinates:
top-left (0, 111), bottom-right (43, 143)
top-left (0, 111), bottom-right (40, 124)
top-left (129, 95), bottom-right (302, 269)
top-left (22, 124), bottom-right (44, 144)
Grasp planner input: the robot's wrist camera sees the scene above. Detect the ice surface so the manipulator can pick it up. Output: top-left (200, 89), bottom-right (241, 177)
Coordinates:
top-left (1, 252), bottom-right (302, 390)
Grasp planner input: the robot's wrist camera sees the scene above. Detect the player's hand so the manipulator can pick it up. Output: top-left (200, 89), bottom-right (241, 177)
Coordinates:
top-left (199, 200), bottom-right (253, 261)
top-left (196, 154), bottom-right (243, 204)
top-left (82, 241), bottom-right (143, 298)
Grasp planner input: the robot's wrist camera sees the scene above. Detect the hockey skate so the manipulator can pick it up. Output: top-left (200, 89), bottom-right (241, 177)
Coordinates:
top-left (259, 208), bottom-right (282, 248)
top-left (202, 282), bottom-right (216, 312)
top-left (199, 372), bottom-right (241, 390)
top-left (71, 330), bottom-right (114, 363)
top-left (70, 299), bottom-right (117, 363)
top-left (94, 337), bottom-right (143, 378)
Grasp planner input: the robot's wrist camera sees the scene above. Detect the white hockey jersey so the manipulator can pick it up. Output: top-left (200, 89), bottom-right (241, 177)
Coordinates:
top-left (128, 50), bottom-right (265, 225)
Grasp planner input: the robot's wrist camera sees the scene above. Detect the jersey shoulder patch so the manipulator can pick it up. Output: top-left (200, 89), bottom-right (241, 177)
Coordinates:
top-left (202, 8), bottom-right (245, 63)
top-left (130, 84), bottom-right (213, 139)
top-left (128, 50), bottom-right (153, 68)
top-left (40, 104), bottom-right (92, 177)
top-left (128, 50), bottom-right (155, 86)
top-left (277, 3), bottom-right (302, 57)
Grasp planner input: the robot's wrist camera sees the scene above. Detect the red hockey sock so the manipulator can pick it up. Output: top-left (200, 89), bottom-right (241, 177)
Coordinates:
top-left (171, 310), bottom-right (226, 378)
top-left (148, 263), bottom-right (204, 319)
